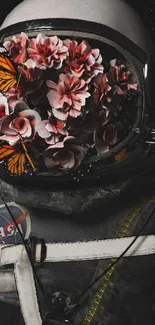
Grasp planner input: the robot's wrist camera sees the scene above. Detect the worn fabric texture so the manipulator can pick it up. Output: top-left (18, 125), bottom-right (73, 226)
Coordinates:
top-left (0, 177), bottom-right (155, 325)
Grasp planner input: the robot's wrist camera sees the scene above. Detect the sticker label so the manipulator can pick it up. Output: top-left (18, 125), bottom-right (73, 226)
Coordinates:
top-left (0, 203), bottom-right (31, 244)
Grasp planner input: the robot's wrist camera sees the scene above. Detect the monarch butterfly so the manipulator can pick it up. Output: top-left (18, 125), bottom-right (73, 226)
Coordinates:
top-left (0, 142), bottom-right (35, 175)
top-left (0, 44), bottom-right (19, 93)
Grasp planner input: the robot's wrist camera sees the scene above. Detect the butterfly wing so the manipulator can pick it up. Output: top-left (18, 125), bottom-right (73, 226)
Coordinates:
top-left (0, 144), bottom-right (16, 161)
top-left (0, 45), bottom-right (17, 92)
top-left (7, 151), bottom-right (26, 175)
top-left (0, 142), bottom-right (36, 175)
top-left (0, 143), bottom-right (25, 175)
top-left (0, 69), bottom-right (17, 92)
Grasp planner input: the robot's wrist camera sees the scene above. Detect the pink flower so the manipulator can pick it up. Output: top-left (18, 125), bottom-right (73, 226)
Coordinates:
top-left (94, 122), bottom-right (118, 155)
top-left (37, 117), bottom-right (68, 145)
top-left (26, 34), bottom-right (68, 69)
top-left (5, 87), bottom-right (24, 110)
top-left (4, 32), bottom-right (29, 64)
top-left (0, 93), bottom-right (9, 119)
top-left (47, 74), bottom-right (90, 120)
top-left (64, 39), bottom-right (103, 79)
top-left (0, 101), bottom-right (41, 146)
top-left (43, 136), bottom-right (86, 169)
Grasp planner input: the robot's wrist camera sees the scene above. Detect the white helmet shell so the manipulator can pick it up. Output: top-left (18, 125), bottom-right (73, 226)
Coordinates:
top-left (1, 0), bottom-right (154, 54)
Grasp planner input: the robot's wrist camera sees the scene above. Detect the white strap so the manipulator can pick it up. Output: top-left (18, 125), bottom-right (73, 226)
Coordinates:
top-left (0, 245), bottom-right (42, 325)
top-left (14, 249), bottom-right (42, 325)
top-left (1, 235), bottom-right (155, 265)
top-left (44, 235), bottom-right (155, 261)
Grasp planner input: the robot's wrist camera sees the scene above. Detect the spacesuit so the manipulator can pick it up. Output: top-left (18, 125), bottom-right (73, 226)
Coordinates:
top-left (0, 1), bottom-right (155, 325)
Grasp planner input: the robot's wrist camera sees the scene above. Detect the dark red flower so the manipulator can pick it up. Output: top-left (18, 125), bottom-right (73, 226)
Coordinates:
top-left (18, 65), bottom-right (43, 82)
top-left (94, 122), bottom-right (118, 155)
top-left (93, 72), bottom-right (127, 116)
top-left (43, 136), bottom-right (86, 169)
top-left (93, 74), bottom-right (112, 106)
top-left (109, 59), bottom-right (138, 91)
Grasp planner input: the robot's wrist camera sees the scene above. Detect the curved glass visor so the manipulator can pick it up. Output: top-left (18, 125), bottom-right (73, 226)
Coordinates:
top-left (0, 19), bottom-right (153, 189)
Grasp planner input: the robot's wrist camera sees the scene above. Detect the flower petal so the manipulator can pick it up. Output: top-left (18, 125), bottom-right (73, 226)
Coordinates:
top-left (54, 149), bottom-right (75, 169)
top-left (52, 108), bottom-right (68, 121)
top-left (44, 149), bottom-right (60, 168)
top-left (47, 90), bottom-right (62, 108)
top-left (69, 108), bottom-right (82, 118)
top-left (70, 144), bottom-right (85, 168)
top-left (37, 120), bottom-right (51, 139)
top-left (103, 124), bottom-right (117, 145)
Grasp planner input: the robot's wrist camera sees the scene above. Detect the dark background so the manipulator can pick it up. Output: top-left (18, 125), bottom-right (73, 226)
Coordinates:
top-left (0, 0), bottom-right (155, 43)
top-left (126, 0), bottom-right (155, 42)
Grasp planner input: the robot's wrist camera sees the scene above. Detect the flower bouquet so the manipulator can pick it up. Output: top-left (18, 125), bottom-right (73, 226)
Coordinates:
top-left (0, 32), bottom-right (139, 176)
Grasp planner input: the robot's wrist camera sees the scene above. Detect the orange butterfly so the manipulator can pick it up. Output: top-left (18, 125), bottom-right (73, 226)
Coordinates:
top-left (0, 142), bottom-right (35, 175)
top-left (0, 44), bottom-right (19, 93)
